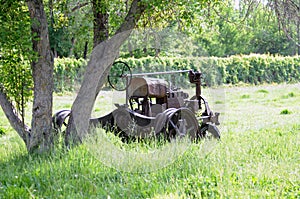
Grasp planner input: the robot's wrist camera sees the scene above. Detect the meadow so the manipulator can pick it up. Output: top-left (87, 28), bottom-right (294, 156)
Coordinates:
top-left (0, 83), bottom-right (299, 198)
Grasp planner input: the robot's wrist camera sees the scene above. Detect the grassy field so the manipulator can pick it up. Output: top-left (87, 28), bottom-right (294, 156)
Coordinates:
top-left (0, 83), bottom-right (299, 198)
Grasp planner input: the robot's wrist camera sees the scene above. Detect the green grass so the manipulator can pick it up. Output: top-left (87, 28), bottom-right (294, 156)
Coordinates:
top-left (0, 83), bottom-right (300, 198)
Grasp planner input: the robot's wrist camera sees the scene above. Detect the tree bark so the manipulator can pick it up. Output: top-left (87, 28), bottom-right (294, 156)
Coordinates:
top-left (66, 0), bottom-right (146, 144)
top-left (27, 0), bottom-right (54, 153)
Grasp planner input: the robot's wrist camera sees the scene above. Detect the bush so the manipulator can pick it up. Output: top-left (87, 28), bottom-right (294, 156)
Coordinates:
top-left (119, 54), bottom-right (300, 87)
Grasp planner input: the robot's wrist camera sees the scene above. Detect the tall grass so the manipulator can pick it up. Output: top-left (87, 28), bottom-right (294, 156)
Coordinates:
top-left (0, 83), bottom-right (299, 198)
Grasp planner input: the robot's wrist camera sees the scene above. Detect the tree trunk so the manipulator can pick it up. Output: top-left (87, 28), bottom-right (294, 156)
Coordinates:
top-left (69, 37), bottom-right (76, 57)
top-left (83, 41), bottom-right (88, 59)
top-left (66, 0), bottom-right (146, 144)
top-left (27, 0), bottom-right (54, 153)
top-left (92, 0), bottom-right (109, 48)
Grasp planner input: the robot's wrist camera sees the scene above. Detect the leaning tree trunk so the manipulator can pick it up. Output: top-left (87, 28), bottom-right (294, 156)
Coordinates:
top-left (65, 0), bottom-right (146, 144)
top-left (27, 0), bottom-right (54, 153)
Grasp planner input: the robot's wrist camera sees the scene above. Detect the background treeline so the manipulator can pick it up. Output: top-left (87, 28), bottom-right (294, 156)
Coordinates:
top-left (43, 1), bottom-right (299, 59)
top-left (55, 54), bottom-right (300, 92)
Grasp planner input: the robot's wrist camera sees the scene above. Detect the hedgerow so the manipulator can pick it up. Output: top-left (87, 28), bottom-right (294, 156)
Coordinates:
top-left (53, 54), bottom-right (300, 92)
top-left (119, 54), bottom-right (300, 86)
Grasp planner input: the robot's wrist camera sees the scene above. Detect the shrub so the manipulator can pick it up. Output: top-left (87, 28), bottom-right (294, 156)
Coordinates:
top-left (119, 54), bottom-right (300, 87)
top-left (280, 109), bottom-right (292, 115)
top-left (53, 54), bottom-right (300, 92)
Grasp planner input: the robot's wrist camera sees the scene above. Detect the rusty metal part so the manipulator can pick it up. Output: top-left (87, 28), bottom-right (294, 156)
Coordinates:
top-left (198, 123), bottom-right (220, 139)
top-left (89, 106), bottom-right (200, 140)
top-left (52, 110), bottom-right (71, 131)
top-left (52, 105), bottom-right (220, 141)
top-left (164, 108), bottom-right (199, 140)
top-left (130, 70), bottom-right (191, 77)
top-left (108, 61), bottom-right (132, 91)
top-left (189, 95), bottom-right (220, 126)
top-left (128, 77), bottom-right (168, 98)
top-left (189, 70), bottom-right (202, 109)
top-left (125, 70), bottom-right (193, 105)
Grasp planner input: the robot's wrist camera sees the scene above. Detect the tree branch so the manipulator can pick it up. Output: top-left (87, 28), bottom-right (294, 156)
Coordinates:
top-left (288, 0), bottom-right (299, 12)
top-left (71, 2), bottom-right (89, 12)
top-left (116, 0), bottom-right (146, 34)
top-left (0, 87), bottom-right (30, 143)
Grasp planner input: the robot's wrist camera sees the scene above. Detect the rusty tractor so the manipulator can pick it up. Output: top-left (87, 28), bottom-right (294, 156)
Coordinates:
top-left (53, 61), bottom-right (220, 141)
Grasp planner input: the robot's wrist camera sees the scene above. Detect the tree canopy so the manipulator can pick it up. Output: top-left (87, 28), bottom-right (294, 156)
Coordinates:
top-left (42, 0), bottom-right (300, 58)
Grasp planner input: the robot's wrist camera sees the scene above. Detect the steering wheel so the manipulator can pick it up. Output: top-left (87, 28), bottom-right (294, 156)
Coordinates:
top-left (108, 61), bottom-right (132, 91)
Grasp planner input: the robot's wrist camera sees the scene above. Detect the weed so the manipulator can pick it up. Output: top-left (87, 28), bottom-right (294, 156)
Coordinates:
top-left (0, 128), bottom-right (5, 136)
top-left (241, 94), bottom-right (250, 99)
top-left (215, 100), bottom-right (224, 104)
top-left (288, 92), bottom-right (295, 97)
top-left (282, 92), bottom-right (296, 99)
top-left (257, 89), bottom-right (269, 94)
top-left (280, 109), bottom-right (292, 115)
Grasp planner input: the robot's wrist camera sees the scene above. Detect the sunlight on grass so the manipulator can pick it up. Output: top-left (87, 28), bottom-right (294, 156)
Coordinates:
top-left (84, 128), bottom-right (218, 173)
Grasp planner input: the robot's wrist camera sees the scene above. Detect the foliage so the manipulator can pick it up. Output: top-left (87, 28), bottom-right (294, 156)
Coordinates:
top-left (53, 58), bottom-right (87, 92)
top-left (0, 127), bottom-right (5, 136)
top-left (115, 1), bottom-right (299, 58)
top-left (46, 0), bottom-right (75, 57)
top-left (0, 1), bottom-right (34, 117)
top-left (268, 0), bottom-right (300, 52)
top-left (43, 0), bottom-right (300, 59)
top-left (190, 1), bottom-right (297, 57)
